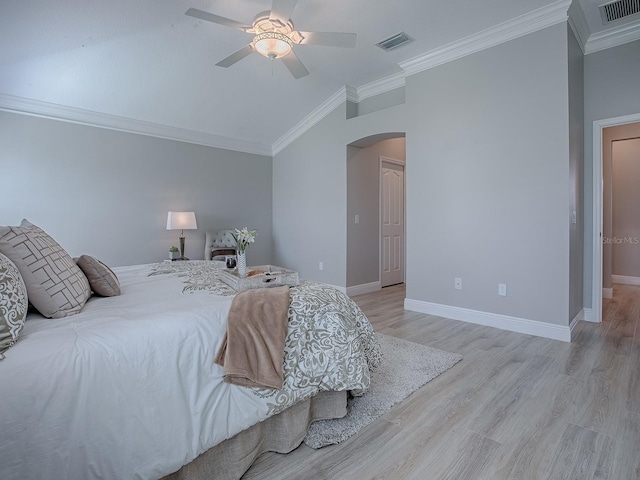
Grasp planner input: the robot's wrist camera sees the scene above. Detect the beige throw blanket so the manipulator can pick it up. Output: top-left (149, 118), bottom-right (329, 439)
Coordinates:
top-left (215, 285), bottom-right (290, 389)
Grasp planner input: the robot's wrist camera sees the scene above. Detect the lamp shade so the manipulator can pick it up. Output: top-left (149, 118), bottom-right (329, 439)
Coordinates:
top-left (166, 211), bottom-right (198, 231)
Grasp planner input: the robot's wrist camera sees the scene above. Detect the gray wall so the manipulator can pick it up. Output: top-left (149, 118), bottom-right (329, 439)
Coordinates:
top-left (347, 138), bottom-right (405, 288)
top-left (568, 24), bottom-right (584, 321)
top-left (0, 111), bottom-right (273, 267)
top-left (274, 22), bottom-right (574, 326)
top-left (272, 102), bottom-right (405, 286)
top-left (404, 23), bottom-right (570, 326)
top-left (612, 138), bottom-right (640, 277)
top-left (583, 39), bottom-right (640, 306)
top-left (352, 87), bottom-right (406, 118)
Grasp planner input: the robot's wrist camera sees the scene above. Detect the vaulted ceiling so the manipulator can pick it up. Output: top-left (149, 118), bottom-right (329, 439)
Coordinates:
top-left (1, 0), bottom-right (638, 155)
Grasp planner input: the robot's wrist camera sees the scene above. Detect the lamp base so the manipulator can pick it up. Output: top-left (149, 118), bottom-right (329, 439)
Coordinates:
top-left (179, 235), bottom-right (186, 258)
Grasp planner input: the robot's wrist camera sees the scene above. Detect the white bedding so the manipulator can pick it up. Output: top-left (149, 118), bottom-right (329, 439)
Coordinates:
top-left (0, 261), bottom-right (380, 480)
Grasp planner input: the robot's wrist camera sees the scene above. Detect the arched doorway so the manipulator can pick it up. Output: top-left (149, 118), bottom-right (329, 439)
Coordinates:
top-left (346, 132), bottom-right (406, 296)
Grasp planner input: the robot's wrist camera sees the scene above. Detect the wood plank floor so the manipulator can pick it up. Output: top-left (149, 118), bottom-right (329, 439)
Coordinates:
top-left (243, 283), bottom-right (640, 479)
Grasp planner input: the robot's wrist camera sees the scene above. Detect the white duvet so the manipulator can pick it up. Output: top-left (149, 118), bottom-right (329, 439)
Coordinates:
top-left (0, 261), bottom-right (381, 480)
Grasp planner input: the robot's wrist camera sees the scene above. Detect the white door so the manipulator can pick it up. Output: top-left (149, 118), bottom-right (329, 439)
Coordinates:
top-left (381, 161), bottom-right (405, 287)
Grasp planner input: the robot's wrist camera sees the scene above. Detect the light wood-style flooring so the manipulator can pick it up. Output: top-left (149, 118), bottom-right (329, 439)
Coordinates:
top-left (243, 283), bottom-right (640, 479)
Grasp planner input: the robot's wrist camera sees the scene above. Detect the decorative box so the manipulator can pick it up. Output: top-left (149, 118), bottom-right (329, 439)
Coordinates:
top-left (219, 265), bottom-right (300, 292)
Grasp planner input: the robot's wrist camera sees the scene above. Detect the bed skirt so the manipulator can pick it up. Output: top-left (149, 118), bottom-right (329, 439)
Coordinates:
top-left (162, 390), bottom-right (347, 480)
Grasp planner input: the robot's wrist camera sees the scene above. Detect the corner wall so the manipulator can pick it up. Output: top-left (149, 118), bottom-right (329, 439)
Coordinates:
top-left (568, 24), bottom-right (584, 322)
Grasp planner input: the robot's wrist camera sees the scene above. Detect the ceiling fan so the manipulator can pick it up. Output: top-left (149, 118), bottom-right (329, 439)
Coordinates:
top-left (185, 0), bottom-right (357, 79)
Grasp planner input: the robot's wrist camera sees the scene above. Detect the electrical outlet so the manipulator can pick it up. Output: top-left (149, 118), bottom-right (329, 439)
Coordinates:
top-left (454, 277), bottom-right (462, 290)
top-left (355, 214), bottom-right (360, 224)
top-left (319, 261), bottom-right (324, 271)
top-left (498, 283), bottom-right (507, 296)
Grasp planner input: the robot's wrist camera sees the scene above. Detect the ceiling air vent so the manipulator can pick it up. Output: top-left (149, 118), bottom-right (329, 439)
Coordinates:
top-left (375, 32), bottom-right (414, 52)
top-left (600, 0), bottom-right (640, 23)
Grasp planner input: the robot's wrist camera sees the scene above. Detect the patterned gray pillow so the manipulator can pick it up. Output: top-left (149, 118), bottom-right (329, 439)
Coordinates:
top-left (76, 255), bottom-right (121, 297)
top-left (0, 220), bottom-right (91, 319)
top-left (0, 253), bottom-right (28, 360)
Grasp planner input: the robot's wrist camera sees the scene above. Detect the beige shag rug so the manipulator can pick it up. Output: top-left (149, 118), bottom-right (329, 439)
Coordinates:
top-left (303, 333), bottom-right (463, 448)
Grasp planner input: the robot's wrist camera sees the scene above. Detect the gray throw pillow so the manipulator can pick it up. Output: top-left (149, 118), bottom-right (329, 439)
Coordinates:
top-left (0, 253), bottom-right (28, 360)
top-left (76, 255), bottom-right (121, 297)
top-left (0, 220), bottom-right (91, 319)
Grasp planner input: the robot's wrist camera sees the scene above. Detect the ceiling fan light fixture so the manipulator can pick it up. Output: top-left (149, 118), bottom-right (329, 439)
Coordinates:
top-left (185, 2), bottom-right (356, 78)
top-left (252, 32), bottom-right (293, 59)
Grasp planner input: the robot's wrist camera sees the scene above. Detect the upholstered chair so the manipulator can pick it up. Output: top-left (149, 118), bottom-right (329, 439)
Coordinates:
top-left (204, 230), bottom-right (237, 260)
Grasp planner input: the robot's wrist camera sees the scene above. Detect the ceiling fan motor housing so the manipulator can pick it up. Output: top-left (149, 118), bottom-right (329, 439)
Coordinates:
top-left (250, 17), bottom-right (303, 59)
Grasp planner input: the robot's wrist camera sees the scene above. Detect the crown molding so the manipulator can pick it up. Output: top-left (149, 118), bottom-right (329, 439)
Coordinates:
top-left (345, 71), bottom-right (406, 104)
top-left (355, 71), bottom-right (406, 102)
top-left (345, 85), bottom-right (359, 103)
top-left (568, 1), bottom-right (589, 53)
top-left (399, 0), bottom-right (571, 75)
top-left (271, 87), bottom-right (347, 155)
top-left (271, 1), bottom-right (572, 155)
top-left (584, 21), bottom-right (640, 54)
top-left (0, 93), bottom-right (272, 157)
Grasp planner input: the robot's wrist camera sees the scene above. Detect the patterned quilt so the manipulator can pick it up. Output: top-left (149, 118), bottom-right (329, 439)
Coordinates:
top-left (150, 260), bottom-right (383, 415)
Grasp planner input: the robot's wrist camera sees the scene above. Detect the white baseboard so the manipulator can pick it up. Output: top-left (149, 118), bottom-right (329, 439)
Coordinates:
top-left (346, 281), bottom-right (381, 297)
top-left (602, 287), bottom-right (613, 299)
top-left (404, 298), bottom-right (572, 342)
top-left (612, 275), bottom-right (640, 286)
top-left (569, 309), bottom-right (584, 340)
top-left (583, 307), bottom-right (596, 322)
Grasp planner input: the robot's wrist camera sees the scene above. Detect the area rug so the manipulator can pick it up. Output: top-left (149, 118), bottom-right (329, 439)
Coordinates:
top-left (303, 333), bottom-right (463, 448)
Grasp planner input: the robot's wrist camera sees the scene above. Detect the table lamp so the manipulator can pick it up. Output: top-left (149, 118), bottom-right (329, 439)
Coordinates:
top-left (166, 211), bottom-right (198, 260)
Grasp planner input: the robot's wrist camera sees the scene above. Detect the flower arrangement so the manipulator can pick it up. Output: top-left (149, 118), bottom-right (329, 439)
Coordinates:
top-left (231, 227), bottom-right (257, 254)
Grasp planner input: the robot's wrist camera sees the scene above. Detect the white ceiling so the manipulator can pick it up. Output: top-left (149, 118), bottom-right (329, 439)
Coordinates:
top-left (1, 0), bottom-right (638, 154)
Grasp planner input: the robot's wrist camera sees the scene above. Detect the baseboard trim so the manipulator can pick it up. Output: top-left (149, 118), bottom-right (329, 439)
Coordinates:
top-left (612, 275), bottom-right (640, 286)
top-left (346, 281), bottom-right (381, 297)
top-left (569, 309), bottom-right (584, 340)
top-left (603, 287), bottom-right (613, 299)
top-left (404, 298), bottom-right (572, 342)
top-left (583, 307), bottom-right (596, 323)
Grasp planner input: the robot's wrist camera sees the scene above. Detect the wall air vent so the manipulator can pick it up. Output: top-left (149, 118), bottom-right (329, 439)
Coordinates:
top-left (600, 0), bottom-right (640, 23)
top-left (375, 32), bottom-right (414, 51)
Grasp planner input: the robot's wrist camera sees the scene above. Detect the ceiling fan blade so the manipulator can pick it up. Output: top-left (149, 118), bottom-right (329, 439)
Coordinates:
top-left (185, 8), bottom-right (251, 31)
top-left (269, 0), bottom-right (298, 22)
top-left (298, 31), bottom-right (357, 48)
top-left (281, 50), bottom-right (309, 79)
top-left (216, 45), bottom-right (254, 68)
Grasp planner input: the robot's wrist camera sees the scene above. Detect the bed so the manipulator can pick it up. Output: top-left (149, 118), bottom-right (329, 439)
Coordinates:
top-left (0, 248), bottom-right (381, 479)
